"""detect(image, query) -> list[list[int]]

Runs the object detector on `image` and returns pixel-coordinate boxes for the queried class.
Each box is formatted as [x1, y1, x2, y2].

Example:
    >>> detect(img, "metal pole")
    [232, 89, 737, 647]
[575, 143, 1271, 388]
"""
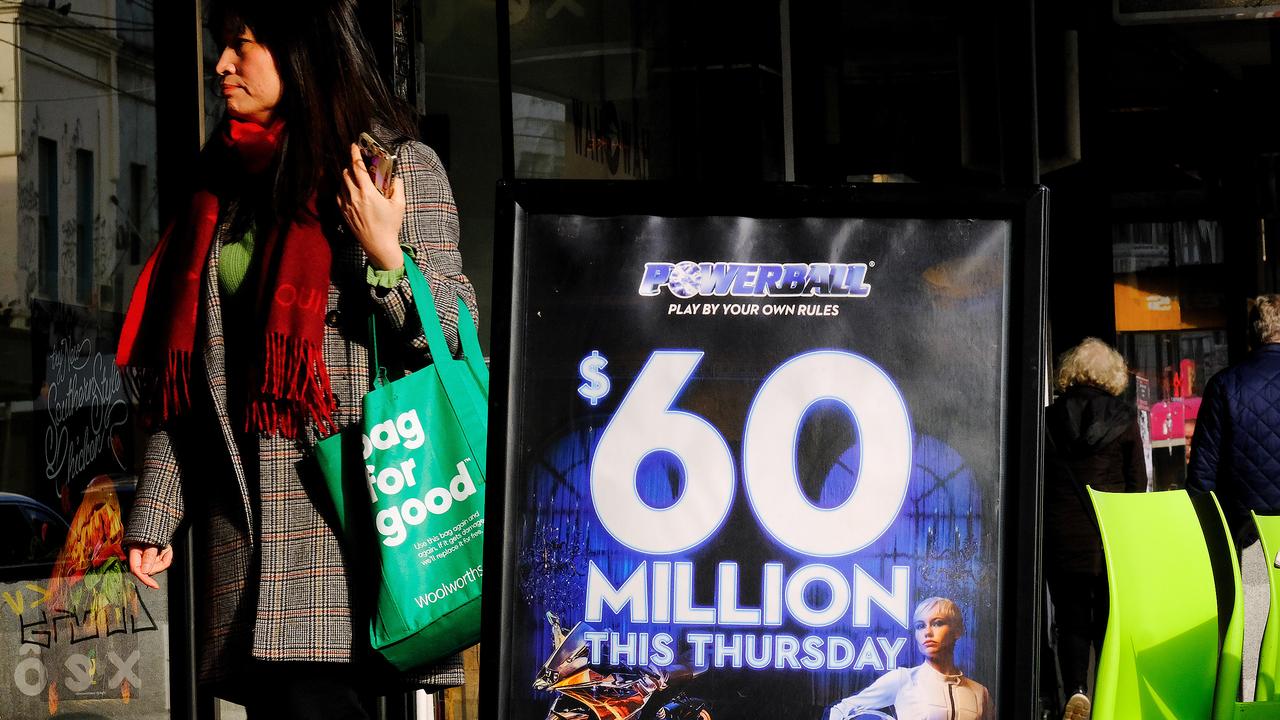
[152, 1, 206, 717]
[779, 0, 795, 182]
[497, 0, 514, 179]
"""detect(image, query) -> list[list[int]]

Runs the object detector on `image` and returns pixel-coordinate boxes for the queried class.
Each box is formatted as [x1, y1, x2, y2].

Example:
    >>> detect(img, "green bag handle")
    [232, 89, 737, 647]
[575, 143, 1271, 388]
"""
[367, 252, 487, 390]
[401, 251, 489, 480]
[399, 252, 487, 385]
[456, 296, 487, 385]
[369, 312, 388, 389]
[357, 252, 488, 483]
[320, 253, 487, 539]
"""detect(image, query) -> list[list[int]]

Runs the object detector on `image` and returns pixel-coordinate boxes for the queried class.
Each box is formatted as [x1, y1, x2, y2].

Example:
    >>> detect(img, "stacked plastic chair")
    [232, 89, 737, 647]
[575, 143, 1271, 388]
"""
[1088, 489, 1280, 719]
[1088, 489, 1236, 719]
[1251, 512, 1280, 706]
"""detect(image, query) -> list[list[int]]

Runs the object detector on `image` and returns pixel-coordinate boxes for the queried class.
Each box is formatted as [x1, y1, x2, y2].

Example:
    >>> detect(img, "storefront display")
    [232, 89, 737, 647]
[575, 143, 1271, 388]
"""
[1113, 219, 1230, 489]
[482, 184, 1046, 718]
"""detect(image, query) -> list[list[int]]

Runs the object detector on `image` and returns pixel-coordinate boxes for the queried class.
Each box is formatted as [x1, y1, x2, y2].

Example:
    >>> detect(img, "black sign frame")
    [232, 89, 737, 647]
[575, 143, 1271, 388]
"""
[480, 181, 1048, 719]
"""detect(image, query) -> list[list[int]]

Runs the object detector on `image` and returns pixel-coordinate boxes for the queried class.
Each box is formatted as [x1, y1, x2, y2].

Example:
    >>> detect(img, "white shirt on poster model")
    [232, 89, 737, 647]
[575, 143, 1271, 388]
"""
[826, 596, 994, 720]
[827, 662, 994, 720]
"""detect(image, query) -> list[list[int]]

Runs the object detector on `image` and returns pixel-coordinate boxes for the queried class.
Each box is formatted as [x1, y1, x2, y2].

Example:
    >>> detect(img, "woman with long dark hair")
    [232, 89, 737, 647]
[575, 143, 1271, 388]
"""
[117, 1, 476, 715]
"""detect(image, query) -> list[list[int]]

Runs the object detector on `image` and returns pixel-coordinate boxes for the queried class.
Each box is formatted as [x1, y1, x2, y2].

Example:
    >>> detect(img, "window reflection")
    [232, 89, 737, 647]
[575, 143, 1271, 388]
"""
[0, 1, 168, 717]
[508, 0, 782, 181]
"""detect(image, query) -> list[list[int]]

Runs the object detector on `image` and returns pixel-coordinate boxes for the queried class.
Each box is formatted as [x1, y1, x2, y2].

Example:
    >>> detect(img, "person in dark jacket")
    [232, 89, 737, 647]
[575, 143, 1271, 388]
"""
[1187, 294, 1280, 701]
[1044, 337, 1147, 720]
[1188, 294, 1280, 542]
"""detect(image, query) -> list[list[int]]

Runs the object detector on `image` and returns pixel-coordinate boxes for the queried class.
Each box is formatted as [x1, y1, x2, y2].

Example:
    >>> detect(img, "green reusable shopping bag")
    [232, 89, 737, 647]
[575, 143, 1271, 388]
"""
[315, 253, 487, 671]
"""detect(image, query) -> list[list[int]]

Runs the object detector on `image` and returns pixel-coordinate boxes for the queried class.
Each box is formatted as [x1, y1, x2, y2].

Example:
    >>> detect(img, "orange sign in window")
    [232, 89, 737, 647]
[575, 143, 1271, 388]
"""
[1114, 276, 1189, 331]
[1114, 272, 1226, 331]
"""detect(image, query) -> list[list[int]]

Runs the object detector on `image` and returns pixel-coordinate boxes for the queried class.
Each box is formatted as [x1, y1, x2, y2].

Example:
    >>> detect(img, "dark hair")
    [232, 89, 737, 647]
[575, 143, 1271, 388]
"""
[206, 0, 416, 223]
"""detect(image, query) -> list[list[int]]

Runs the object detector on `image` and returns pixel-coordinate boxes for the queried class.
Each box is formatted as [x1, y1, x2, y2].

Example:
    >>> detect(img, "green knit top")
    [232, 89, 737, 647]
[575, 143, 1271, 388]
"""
[218, 225, 256, 296]
[217, 224, 409, 296]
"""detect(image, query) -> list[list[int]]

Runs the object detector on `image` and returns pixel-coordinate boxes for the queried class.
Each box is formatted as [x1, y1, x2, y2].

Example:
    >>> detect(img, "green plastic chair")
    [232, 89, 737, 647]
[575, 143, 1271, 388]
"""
[1203, 507, 1274, 712]
[1089, 489, 1240, 719]
[1219, 511, 1280, 718]
[1251, 512, 1280, 702]
[1205, 494, 1244, 720]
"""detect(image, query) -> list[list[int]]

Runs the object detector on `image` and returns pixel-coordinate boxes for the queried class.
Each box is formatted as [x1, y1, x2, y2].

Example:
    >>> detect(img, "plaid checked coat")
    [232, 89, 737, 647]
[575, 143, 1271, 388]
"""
[123, 140, 475, 691]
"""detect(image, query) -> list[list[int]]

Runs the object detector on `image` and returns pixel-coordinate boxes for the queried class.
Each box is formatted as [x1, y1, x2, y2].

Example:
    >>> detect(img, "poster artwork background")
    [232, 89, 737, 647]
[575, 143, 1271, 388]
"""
[507, 213, 1012, 718]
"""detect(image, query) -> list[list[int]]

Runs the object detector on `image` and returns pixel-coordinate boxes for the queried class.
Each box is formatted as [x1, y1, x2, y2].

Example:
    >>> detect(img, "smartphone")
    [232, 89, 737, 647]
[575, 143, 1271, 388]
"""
[358, 132, 397, 198]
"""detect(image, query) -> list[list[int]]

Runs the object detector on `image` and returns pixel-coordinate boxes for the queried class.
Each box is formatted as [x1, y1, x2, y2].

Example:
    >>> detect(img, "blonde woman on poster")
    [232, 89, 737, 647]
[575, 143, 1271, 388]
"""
[827, 597, 994, 720]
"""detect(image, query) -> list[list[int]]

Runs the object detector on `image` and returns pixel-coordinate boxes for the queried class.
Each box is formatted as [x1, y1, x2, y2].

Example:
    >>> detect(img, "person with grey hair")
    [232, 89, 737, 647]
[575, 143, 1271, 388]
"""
[825, 597, 994, 720]
[1044, 337, 1146, 720]
[1188, 294, 1280, 701]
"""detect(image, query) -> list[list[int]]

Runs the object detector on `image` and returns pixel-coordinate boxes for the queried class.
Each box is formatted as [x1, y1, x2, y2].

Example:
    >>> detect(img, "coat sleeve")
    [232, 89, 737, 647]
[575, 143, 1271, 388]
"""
[1187, 373, 1226, 495]
[368, 140, 479, 362]
[1188, 372, 1253, 540]
[123, 428, 186, 548]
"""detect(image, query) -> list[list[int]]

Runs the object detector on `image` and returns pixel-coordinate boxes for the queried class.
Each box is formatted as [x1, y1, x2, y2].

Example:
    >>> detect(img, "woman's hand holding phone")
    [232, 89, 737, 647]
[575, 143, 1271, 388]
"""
[357, 132, 397, 198]
[340, 141, 406, 271]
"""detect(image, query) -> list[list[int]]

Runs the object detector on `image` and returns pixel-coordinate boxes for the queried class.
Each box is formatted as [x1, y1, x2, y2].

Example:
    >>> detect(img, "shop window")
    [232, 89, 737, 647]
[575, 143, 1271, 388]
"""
[76, 149, 94, 304]
[415, 0, 502, 355]
[507, 0, 783, 181]
[787, 4, 1015, 186]
[38, 137, 58, 300]
[1114, 218, 1228, 490]
[129, 162, 146, 265]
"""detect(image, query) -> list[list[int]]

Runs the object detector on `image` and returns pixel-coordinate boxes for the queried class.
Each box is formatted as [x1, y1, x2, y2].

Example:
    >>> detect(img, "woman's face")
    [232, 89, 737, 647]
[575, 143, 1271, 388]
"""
[914, 608, 958, 659]
[215, 26, 283, 124]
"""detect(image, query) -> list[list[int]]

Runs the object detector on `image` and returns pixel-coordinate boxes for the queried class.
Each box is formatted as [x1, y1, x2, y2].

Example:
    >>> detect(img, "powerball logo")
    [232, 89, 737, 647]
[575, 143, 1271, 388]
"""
[639, 261, 872, 298]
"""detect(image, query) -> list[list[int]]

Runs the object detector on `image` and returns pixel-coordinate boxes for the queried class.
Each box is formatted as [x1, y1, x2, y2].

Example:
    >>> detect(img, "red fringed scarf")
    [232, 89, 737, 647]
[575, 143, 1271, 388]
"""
[118, 118, 336, 438]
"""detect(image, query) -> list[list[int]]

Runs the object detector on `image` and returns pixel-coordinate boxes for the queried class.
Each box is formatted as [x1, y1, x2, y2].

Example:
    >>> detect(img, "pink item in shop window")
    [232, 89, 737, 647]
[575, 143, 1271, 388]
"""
[1183, 396, 1202, 421]
[1150, 399, 1186, 442]
[1183, 395, 1203, 455]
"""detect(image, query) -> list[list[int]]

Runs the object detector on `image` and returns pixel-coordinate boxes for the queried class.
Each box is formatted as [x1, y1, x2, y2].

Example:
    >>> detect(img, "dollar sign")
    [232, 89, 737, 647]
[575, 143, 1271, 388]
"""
[577, 351, 611, 406]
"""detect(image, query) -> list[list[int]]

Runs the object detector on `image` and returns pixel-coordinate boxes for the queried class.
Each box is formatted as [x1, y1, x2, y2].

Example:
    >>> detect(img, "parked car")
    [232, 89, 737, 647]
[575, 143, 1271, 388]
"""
[0, 491, 70, 582]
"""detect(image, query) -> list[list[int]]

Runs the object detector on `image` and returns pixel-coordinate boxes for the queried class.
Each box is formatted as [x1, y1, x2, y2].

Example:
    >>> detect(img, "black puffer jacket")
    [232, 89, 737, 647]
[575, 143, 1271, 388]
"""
[1044, 384, 1147, 575]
